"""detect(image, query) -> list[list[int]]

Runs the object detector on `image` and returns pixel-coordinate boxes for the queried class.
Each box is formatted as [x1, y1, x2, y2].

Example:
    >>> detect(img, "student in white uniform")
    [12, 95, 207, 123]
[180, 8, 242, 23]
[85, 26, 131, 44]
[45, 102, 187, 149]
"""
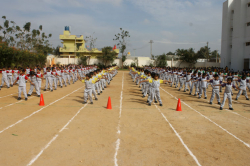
[209, 74, 222, 105]
[235, 75, 249, 101]
[0, 67, 10, 89]
[13, 69, 34, 100]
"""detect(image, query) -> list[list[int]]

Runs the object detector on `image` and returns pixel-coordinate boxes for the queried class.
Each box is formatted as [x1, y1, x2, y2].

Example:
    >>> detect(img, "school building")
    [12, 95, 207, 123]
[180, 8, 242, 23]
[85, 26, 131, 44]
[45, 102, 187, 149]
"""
[221, 0, 250, 71]
[58, 26, 119, 65]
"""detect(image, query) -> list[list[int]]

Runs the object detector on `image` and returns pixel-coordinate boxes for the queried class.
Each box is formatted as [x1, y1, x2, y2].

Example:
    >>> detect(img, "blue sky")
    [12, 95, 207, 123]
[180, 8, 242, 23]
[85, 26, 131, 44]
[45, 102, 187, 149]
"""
[0, 0, 226, 57]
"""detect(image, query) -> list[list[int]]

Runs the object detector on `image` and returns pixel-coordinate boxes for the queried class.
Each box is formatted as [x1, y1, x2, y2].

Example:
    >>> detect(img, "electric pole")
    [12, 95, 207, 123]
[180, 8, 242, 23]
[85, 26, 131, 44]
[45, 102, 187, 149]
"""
[149, 40, 153, 58]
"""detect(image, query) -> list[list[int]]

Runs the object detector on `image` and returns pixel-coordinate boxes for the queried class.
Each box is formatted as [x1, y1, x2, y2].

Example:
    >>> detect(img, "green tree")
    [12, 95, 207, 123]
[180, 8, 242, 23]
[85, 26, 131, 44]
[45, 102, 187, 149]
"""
[113, 28, 130, 69]
[85, 33, 97, 65]
[210, 50, 220, 58]
[196, 46, 211, 59]
[96, 46, 117, 66]
[155, 53, 167, 67]
[166, 51, 175, 55]
[176, 48, 198, 67]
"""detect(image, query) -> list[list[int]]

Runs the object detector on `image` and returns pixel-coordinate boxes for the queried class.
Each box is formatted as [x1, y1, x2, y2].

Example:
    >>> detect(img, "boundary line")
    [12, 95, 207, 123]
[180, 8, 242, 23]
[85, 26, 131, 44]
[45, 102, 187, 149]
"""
[154, 104, 202, 166]
[160, 87, 250, 148]
[114, 72, 124, 166]
[0, 87, 83, 134]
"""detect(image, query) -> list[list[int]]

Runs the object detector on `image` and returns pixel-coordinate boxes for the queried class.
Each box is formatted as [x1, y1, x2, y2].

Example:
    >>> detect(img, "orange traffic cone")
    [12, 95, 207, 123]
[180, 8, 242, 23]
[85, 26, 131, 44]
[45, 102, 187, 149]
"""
[176, 98, 182, 111]
[107, 96, 112, 109]
[39, 94, 45, 106]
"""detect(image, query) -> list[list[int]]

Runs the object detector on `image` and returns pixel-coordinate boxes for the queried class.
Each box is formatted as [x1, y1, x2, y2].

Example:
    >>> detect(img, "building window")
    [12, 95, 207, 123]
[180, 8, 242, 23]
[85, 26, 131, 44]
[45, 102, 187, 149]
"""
[247, 22, 250, 26]
[69, 52, 73, 54]
[246, 42, 250, 46]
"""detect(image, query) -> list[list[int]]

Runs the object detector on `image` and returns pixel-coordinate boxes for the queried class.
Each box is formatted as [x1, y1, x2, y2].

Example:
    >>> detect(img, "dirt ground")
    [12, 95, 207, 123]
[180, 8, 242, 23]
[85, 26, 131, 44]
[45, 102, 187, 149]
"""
[0, 71, 249, 166]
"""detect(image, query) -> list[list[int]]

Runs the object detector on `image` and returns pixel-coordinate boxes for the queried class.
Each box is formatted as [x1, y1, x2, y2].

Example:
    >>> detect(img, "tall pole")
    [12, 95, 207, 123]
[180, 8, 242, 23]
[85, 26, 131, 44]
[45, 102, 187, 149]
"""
[149, 40, 153, 58]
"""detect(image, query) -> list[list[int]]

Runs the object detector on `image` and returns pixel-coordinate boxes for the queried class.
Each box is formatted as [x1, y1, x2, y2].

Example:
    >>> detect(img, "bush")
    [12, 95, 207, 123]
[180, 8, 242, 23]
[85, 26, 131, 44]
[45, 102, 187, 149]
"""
[130, 62, 136, 67]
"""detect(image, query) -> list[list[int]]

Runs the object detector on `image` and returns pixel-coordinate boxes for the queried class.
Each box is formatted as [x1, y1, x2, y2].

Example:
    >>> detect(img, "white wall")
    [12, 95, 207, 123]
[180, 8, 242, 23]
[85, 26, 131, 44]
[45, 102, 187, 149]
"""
[221, 0, 250, 71]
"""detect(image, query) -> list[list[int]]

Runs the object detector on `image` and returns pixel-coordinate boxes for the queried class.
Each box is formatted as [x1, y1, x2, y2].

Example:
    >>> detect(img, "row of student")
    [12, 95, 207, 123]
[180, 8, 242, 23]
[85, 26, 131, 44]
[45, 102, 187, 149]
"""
[130, 67, 250, 111]
[0, 65, 99, 89]
[6, 66, 118, 101]
[78, 66, 118, 104]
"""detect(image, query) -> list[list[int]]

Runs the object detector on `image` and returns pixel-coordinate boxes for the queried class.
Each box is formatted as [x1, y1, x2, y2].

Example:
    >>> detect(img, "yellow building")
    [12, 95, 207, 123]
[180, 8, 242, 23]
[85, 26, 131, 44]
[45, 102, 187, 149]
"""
[59, 26, 119, 59]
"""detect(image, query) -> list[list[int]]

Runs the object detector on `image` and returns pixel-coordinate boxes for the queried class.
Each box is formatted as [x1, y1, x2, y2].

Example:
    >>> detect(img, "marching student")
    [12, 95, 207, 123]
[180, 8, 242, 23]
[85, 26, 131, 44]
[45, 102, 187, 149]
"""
[51, 68, 59, 90]
[56, 67, 63, 88]
[209, 74, 222, 105]
[188, 71, 198, 95]
[69, 67, 75, 84]
[0, 67, 10, 89]
[235, 75, 249, 101]
[26, 66, 31, 75]
[78, 74, 96, 104]
[27, 71, 40, 97]
[184, 70, 192, 92]
[214, 78, 235, 110]
[193, 73, 209, 99]
[140, 73, 172, 106]
[7, 66, 14, 87]
[89, 72, 98, 101]
[13, 66, 20, 85]
[13, 69, 34, 100]
[44, 67, 53, 92]
[36, 68, 43, 90]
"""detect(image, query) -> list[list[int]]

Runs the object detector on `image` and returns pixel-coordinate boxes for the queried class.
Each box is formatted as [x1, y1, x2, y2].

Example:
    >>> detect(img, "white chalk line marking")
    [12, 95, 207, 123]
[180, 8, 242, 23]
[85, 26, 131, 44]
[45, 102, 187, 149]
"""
[0, 93, 17, 99]
[26, 101, 88, 165]
[154, 104, 202, 166]
[160, 87, 250, 148]
[114, 72, 124, 166]
[0, 87, 83, 134]
[200, 98, 250, 121]
[0, 91, 49, 110]
[27, 134, 59, 166]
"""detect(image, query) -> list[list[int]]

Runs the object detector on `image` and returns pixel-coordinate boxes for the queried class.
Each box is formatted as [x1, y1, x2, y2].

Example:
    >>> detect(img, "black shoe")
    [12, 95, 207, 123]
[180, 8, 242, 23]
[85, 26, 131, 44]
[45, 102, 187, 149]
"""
[209, 102, 212, 104]
[95, 98, 98, 100]
[154, 101, 158, 103]
[178, 89, 180, 91]
[90, 102, 93, 104]
[7, 87, 10, 88]
[220, 107, 223, 110]
[187, 89, 189, 91]
[218, 102, 221, 105]
[184, 90, 186, 92]
[17, 97, 21, 100]
[61, 86, 63, 88]
[247, 98, 249, 100]
[235, 98, 238, 100]
[27, 94, 31, 96]
[232, 94, 233, 96]
[160, 104, 163, 106]
[25, 98, 28, 101]
[51, 90, 53, 92]
[149, 103, 151, 106]
[205, 97, 207, 99]
[98, 93, 100, 95]
[147, 100, 149, 103]
[229, 108, 234, 110]
[11, 85, 13, 87]
[142, 96, 145, 98]
[44, 89, 46, 91]
[101, 91, 102, 93]
[102, 88, 104, 90]
[83, 102, 87, 104]
[198, 97, 201, 99]
[194, 94, 197, 96]
[65, 85, 67, 87]
[55, 89, 57, 90]
[38, 95, 40, 97]
[189, 93, 191, 95]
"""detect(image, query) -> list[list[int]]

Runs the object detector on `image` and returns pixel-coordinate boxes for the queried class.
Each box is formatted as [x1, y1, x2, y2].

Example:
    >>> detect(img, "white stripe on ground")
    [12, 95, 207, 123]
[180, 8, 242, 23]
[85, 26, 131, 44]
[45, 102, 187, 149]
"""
[0, 92, 49, 110]
[160, 87, 250, 148]
[154, 104, 202, 166]
[0, 87, 83, 134]
[0, 93, 17, 99]
[27, 104, 88, 166]
[114, 72, 124, 166]
[201, 98, 250, 121]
